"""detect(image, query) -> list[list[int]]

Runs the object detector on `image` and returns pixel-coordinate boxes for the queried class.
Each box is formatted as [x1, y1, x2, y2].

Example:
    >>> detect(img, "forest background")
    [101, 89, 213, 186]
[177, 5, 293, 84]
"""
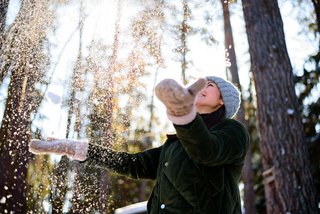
[0, 0, 319, 213]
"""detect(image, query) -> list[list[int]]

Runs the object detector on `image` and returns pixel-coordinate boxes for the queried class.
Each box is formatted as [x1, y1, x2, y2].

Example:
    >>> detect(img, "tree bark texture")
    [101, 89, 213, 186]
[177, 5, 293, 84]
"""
[311, 0, 320, 206]
[0, 44, 45, 212]
[0, 0, 9, 39]
[0, 0, 50, 212]
[0, 69, 32, 213]
[241, 0, 318, 213]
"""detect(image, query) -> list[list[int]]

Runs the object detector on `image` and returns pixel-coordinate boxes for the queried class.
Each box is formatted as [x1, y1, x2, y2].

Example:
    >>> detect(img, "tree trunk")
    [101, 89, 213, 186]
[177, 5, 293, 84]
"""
[220, 1, 256, 213]
[241, 0, 318, 213]
[0, 0, 50, 212]
[69, 2, 101, 211]
[242, 142, 256, 213]
[309, 0, 320, 206]
[51, 156, 70, 213]
[221, 0, 240, 87]
[99, 0, 122, 212]
[312, 0, 320, 44]
[0, 69, 32, 213]
[0, 0, 9, 47]
[311, 0, 320, 205]
[181, 0, 189, 85]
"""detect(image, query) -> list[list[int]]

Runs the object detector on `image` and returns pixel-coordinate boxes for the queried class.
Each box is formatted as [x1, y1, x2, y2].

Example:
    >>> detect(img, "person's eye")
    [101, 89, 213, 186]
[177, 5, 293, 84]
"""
[207, 83, 215, 87]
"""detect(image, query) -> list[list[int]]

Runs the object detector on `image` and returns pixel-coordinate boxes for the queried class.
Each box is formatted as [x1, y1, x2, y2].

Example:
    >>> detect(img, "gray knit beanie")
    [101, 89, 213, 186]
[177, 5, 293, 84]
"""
[206, 76, 241, 118]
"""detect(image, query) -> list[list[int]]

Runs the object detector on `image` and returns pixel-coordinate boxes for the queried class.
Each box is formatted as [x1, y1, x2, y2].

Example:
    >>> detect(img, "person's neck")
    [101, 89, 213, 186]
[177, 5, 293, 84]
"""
[200, 107, 226, 129]
[197, 105, 222, 114]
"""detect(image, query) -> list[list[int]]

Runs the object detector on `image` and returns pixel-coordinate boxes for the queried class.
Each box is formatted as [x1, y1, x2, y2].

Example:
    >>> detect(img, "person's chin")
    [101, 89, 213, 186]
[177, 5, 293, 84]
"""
[195, 103, 205, 112]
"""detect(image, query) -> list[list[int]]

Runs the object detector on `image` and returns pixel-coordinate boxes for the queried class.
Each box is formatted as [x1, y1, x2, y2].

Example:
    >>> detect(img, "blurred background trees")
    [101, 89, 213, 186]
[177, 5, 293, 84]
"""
[0, 0, 318, 213]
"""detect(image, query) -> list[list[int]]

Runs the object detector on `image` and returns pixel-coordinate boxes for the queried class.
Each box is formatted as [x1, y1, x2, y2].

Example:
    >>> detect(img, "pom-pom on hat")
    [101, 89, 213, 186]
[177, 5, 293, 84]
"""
[206, 76, 241, 118]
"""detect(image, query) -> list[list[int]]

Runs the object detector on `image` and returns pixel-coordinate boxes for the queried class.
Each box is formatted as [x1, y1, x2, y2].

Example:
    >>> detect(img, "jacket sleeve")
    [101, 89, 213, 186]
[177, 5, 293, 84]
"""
[83, 143, 161, 180]
[174, 115, 248, 166]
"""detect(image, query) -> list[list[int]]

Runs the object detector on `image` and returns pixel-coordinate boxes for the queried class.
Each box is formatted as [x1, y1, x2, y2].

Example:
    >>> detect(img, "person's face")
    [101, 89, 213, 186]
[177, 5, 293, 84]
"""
[195, 81, 224, 114]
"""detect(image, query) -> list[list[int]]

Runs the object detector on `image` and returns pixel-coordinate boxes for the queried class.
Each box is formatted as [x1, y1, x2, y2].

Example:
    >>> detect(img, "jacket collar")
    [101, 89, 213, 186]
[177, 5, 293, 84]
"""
[166, 134, 179, 141]
[200, 106, 226, 129]
[166, 107, 226, 140]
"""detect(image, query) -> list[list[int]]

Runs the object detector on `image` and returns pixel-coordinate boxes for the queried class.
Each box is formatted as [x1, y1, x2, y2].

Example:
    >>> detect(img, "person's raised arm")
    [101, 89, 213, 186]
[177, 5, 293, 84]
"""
[29, 138, 161, 180]
[174, 117, 248, 166]
[155, 78, 248, 166]
[29, 138, 88, 161]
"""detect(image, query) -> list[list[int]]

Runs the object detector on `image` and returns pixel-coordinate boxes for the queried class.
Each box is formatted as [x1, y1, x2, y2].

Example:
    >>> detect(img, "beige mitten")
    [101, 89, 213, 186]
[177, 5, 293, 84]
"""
[29, 138, 89, 161]
[155, 78, 206, 125]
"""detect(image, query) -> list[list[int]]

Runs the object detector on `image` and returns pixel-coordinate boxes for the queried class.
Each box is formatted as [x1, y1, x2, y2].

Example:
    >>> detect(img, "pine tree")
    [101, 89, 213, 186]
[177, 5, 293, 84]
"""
[241, 0, 317, 212]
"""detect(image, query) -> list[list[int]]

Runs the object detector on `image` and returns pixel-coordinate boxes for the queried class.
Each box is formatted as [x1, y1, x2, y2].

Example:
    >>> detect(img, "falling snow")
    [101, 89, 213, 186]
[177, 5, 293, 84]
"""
[287, 108, 295, 115]
[3, 0, 310, 213]
[0, 0, 172, 212]
[0, 197, 6, 204]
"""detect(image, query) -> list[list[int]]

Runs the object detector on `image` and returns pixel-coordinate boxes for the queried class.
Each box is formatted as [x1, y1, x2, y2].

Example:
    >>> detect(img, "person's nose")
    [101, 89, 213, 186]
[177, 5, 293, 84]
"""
[202, 85, 209, 93]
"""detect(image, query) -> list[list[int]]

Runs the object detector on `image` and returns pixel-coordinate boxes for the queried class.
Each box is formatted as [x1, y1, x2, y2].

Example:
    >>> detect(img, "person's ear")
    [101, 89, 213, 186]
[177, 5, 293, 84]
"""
[220, 99, 224, 106]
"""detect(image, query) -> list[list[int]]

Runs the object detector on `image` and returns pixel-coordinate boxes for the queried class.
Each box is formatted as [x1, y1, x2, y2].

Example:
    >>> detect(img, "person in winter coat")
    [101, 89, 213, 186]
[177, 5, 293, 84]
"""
[29, 76, 249, 214]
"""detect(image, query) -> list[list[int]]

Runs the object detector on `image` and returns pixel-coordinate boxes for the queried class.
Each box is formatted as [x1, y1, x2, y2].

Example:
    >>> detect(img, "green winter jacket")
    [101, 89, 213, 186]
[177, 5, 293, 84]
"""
[85, 114, 249, 214]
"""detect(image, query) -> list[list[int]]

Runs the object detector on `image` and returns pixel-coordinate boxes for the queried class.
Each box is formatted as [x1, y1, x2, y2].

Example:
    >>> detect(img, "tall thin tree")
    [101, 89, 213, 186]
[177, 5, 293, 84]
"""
[181, 0, 190, 85]
[50, 2, 86, 213]
[220, 1, 255, 213]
